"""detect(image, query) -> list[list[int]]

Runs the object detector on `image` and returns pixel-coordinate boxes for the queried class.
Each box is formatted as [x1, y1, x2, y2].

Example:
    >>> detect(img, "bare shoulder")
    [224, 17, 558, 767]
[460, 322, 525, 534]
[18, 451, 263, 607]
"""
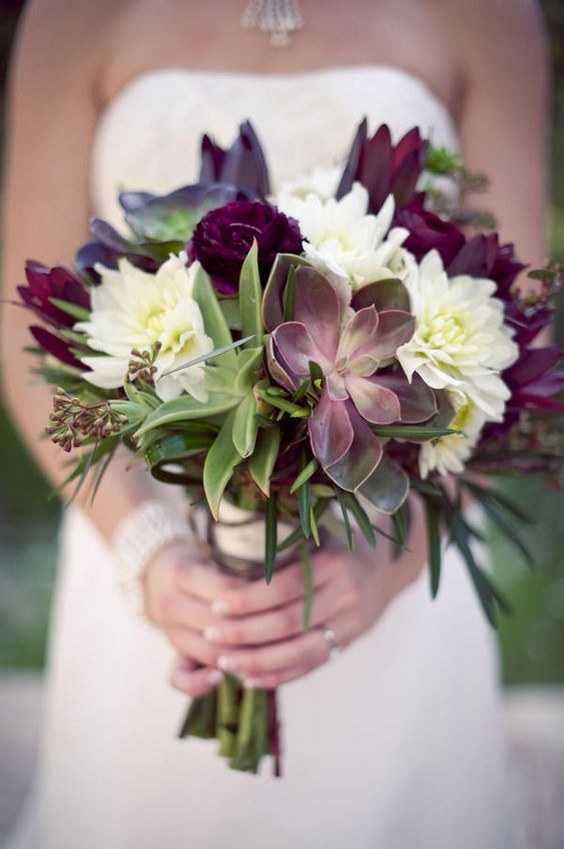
[440, 0, 548, 76]
[11, 0, 127, 89]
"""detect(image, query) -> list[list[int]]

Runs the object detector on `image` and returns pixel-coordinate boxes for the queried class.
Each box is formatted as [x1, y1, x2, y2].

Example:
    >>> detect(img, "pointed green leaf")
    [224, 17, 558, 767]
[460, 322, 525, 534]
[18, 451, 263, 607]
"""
[290, 458, 319, 494]
[203, 410, 243, 519]
[49, 297, 90, 321]
[424, 497, 442, 598]
[231, 394, 259, 458]
[192, 265, 237, 366]
[264, 494, 278, 584]
[277, 498, 329, 553]
[249, 427, 281, 496]
[297, 474, 312, 539]
[334, 488, 354, 551]
[342, 491, 377, 548]
[371, 425, 458, 440]
[464, 481, 533, 525]
[239, 241, 264, 348]
[135, 391, 239, 435]
[235, 347, 264, 394]
[162, 335, 255, 377]
[283, 265, 297, 321]
[301, 541, 314, 628]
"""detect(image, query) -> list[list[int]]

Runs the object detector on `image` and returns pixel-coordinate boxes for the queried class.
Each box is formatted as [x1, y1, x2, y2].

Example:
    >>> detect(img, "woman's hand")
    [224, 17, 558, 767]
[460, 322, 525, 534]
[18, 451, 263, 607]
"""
[143, 541, 247, 697]
[168, 516, 426, 696]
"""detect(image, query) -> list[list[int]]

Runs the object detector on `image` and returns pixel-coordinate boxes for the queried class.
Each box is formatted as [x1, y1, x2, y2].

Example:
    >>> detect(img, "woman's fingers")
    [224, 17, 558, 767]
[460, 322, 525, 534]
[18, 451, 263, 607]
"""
[236, 608, 360, 689]
[204, 575, 358, 646]
[172, 557, 245, 602]
[210, 551, 341, 617]
[169, 656, 224, 697]
[165, 624, 233, 668]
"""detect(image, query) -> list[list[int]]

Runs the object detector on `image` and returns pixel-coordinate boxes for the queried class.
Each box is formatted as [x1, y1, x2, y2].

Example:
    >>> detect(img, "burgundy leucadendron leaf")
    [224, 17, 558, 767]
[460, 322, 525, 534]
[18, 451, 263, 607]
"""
[337, 119, 429, 213]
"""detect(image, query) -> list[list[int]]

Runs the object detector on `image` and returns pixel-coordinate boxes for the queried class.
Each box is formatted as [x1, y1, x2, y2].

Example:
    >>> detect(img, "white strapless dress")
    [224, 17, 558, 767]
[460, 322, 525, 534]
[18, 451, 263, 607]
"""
[9, 66, 515, 849]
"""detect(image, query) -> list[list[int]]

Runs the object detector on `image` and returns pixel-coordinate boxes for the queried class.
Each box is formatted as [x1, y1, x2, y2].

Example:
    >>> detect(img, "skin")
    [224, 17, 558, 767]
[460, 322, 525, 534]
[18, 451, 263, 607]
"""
[1, 0, 549, 697]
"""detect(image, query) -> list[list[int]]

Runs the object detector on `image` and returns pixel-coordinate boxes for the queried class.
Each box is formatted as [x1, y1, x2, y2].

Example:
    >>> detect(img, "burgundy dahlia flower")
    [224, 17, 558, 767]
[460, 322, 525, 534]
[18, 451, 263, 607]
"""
[189, 200, 303, 294]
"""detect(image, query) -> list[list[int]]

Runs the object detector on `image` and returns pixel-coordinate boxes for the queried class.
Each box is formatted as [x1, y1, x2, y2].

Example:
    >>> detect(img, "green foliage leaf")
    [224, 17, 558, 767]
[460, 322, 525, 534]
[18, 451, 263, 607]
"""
[231, 394, 259, 458]
[283, 265, 297, 321]
[258, 388, 309, 416]
[264, 494, 278, 584]
[334, 488, 354, 551]
[276, 499, 329, 553]
[234, 347, 264, 394]
[248, 427, 281, 496]
[145, 429, 215, 474]
[192, 265, 237, 366]
[424, 497, 442, 598]
[301, 541, 314, 628]
[290, 458, 319, 494]
[465, 482, 534, 568]
[239, 241, 264, 348]
[371, 425, 458, 440]
[203, 410, 243, 519]
[335, 489, 376, 548]
[135, 392, 239, 435]
[442, 500, 510, 627]
[48, 297, 90, 321]
[162, 335, 256, 377]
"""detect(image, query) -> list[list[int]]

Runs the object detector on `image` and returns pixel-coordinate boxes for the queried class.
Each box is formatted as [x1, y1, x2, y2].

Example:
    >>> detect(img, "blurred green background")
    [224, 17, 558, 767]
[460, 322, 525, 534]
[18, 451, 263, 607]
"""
[0, 1, 563, 681]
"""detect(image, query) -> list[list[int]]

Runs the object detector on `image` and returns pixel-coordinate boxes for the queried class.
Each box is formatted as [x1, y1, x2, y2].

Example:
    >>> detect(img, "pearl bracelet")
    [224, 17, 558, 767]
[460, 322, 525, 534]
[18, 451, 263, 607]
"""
[112, 499, 192, 617]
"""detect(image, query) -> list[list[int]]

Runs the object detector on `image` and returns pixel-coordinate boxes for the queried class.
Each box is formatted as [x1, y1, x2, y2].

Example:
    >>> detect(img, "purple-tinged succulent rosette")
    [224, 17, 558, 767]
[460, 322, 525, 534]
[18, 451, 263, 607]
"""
[189, 200, 303, 294]
[266, 267, 437, 509]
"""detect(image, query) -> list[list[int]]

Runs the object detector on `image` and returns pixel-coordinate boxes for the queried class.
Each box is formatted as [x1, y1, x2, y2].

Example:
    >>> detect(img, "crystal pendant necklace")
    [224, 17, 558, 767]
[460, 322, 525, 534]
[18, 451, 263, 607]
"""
[241, 0, 305, 47]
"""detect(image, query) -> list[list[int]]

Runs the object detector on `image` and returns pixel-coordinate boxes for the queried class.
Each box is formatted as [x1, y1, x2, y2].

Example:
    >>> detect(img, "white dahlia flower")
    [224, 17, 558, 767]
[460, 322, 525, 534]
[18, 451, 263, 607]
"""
[276, 183, 409, 301]
[397, 250, 518, 421]
[419, 395, 486, 478]
[276, 166, 341, 202]
[76, 253, 213, 402]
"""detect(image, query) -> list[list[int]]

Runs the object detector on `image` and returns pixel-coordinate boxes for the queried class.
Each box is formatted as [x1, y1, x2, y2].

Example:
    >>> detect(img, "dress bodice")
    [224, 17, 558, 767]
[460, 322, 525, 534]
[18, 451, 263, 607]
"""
[91, 65, 458, 225]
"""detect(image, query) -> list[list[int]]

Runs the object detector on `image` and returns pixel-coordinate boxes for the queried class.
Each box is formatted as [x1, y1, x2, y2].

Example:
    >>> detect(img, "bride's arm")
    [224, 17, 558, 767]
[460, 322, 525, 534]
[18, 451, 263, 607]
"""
[0, 0, 147, 537]
[453, 0, 549, 267]
[1, 0, 244, 695]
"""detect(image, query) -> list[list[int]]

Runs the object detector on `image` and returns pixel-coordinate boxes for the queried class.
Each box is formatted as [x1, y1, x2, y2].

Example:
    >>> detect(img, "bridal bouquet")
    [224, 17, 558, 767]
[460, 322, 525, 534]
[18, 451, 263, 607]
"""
[18, 119, 563, 774]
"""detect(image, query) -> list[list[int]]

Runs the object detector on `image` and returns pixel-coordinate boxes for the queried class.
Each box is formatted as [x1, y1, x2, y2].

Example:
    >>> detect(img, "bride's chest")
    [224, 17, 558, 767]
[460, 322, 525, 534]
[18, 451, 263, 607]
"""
[98, 0, 460, 116]
[90, 66, 459, 229]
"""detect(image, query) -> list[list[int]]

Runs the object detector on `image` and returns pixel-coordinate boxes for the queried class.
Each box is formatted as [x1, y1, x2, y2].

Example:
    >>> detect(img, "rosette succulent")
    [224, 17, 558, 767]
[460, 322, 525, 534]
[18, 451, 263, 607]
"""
[267, 268, 436, 494]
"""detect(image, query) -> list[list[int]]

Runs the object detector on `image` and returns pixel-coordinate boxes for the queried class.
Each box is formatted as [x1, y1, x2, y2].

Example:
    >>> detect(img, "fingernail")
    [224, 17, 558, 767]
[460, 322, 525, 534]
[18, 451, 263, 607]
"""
[217, 655, 238, 672]
[244, 678, 262, 689]
[212, 600, 231, 615]
[204, 627, 223, 642]
[207, 669, 224, 686]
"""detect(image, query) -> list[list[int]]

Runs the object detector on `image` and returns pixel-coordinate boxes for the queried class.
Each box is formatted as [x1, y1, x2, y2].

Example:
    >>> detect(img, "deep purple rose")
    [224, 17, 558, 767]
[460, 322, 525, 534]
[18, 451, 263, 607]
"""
[189, 200, 303, 294]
